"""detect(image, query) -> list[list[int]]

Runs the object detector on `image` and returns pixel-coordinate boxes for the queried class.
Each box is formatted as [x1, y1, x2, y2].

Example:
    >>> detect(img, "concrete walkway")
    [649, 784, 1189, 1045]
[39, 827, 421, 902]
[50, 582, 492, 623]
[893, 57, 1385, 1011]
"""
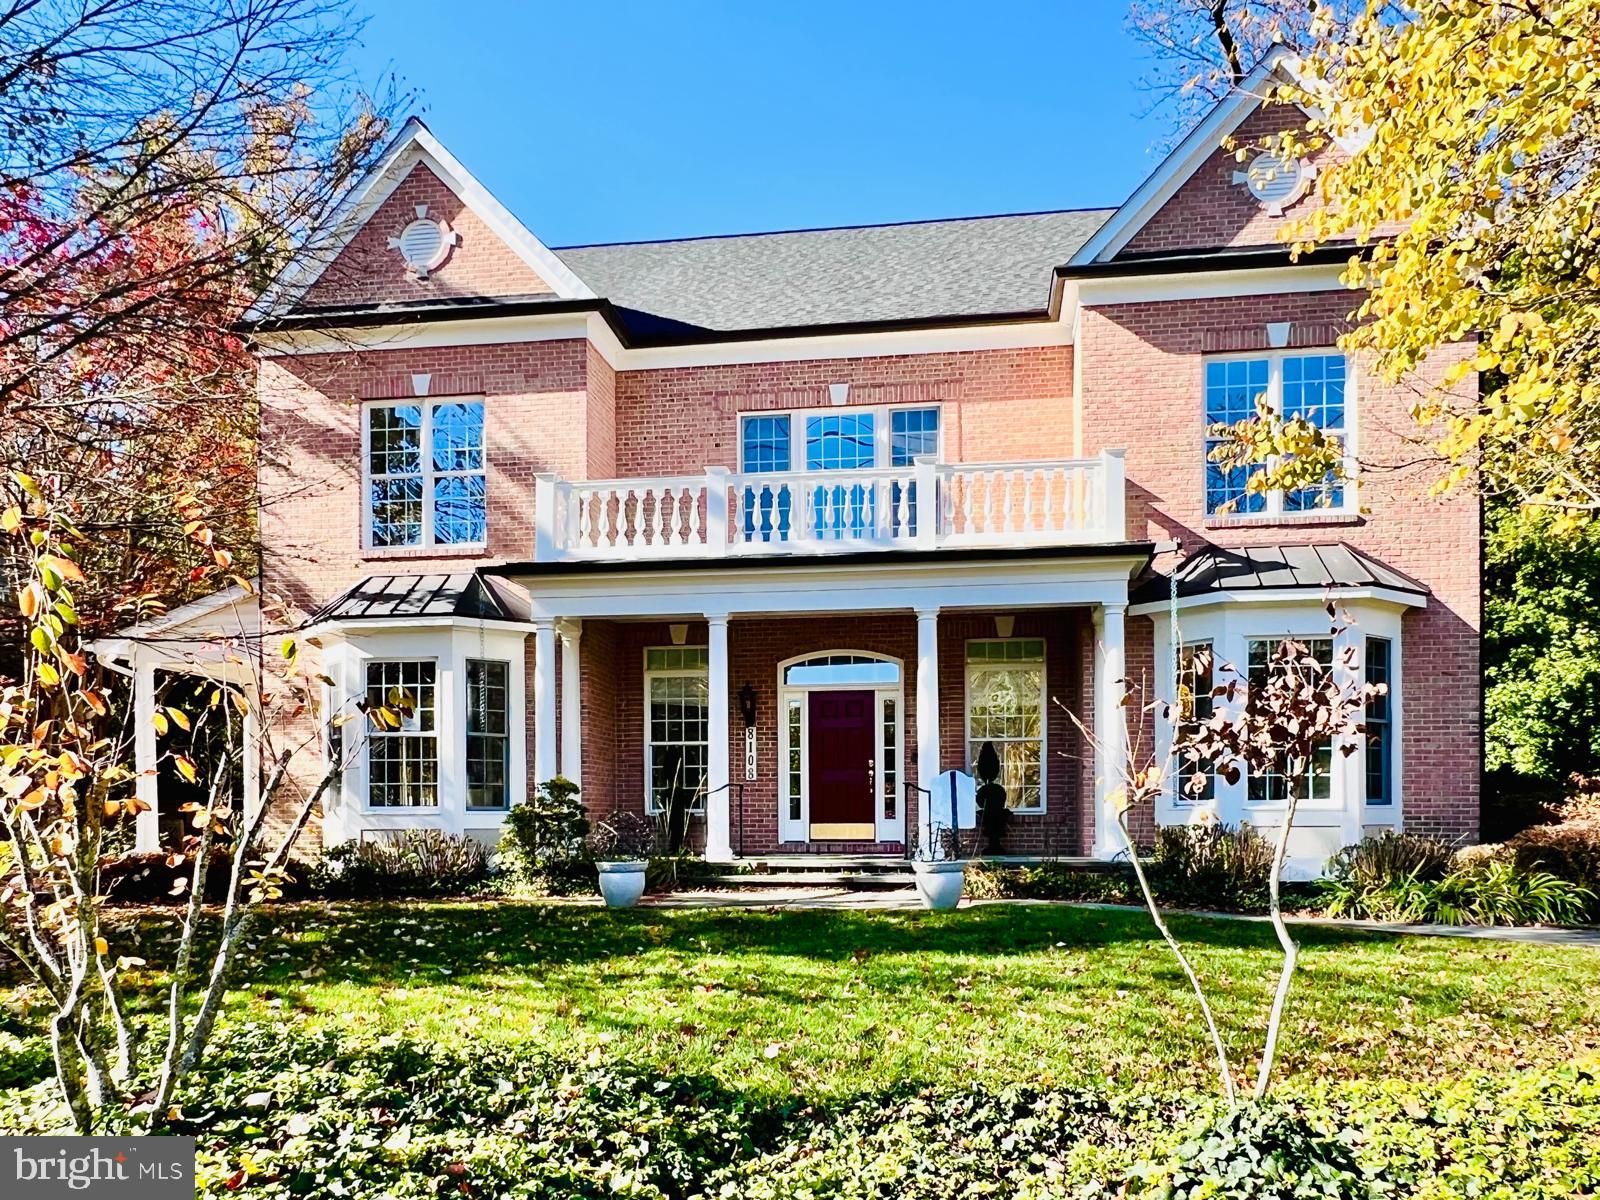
[641, 888, 1600, 947]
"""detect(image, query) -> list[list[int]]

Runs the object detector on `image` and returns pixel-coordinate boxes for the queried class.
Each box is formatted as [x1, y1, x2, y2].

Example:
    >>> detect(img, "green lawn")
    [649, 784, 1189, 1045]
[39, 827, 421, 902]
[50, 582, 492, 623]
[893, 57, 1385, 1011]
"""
[14, 899, 1590, 1105]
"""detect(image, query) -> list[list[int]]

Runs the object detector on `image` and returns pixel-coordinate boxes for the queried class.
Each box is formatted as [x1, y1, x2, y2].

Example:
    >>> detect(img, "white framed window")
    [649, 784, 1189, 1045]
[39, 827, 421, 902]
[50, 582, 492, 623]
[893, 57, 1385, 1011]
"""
[364, 398, 487, 548]
[1245, 637, 1334, 804]
[738, 403, 942, 473]
[1175, 641, 1215, 804]
[465, 659, 510, 811]
[1203, 351, 1351, 517]
[644, 646, 709, 814]
[365, 660, 438, 808]
[1364, 637, 1394, 808]
[965, 639, 1046, 812]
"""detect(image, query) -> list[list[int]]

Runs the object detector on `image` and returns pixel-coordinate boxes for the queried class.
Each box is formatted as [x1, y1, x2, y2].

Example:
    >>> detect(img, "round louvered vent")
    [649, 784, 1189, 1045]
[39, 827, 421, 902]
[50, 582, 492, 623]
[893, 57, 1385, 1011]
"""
[1241, 152, 1308, 212]
[397, 218, 448, 273]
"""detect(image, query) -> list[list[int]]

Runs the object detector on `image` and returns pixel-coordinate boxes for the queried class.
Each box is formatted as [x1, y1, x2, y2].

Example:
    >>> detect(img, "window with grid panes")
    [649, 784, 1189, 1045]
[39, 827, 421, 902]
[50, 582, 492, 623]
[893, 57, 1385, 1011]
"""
[365, 660, 437, 807]
[1245, 638, 1334, 803]
[965, 639, 1046, 811]
[465, 659, 509, 810]
[645, 647, 709, 814]
[366, 399, 486, 547]
[1204, 353, 1347, 516]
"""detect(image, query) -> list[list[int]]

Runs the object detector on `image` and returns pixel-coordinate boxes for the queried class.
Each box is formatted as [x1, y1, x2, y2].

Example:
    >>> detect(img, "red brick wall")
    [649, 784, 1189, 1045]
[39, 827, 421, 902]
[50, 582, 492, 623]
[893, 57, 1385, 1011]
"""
[301, 162, 554, 308]
[583, 612, 1092, 856]
[258, 340, 590, 618]
[1123, 103, 1338, 256]
[1077, 290, 1480, 840]
[611, 346, 1075, 476]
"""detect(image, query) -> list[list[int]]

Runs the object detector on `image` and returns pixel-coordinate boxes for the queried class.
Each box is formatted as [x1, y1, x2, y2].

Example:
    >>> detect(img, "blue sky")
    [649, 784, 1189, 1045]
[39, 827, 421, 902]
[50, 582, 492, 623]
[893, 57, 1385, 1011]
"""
[350, 1, 1169, 248]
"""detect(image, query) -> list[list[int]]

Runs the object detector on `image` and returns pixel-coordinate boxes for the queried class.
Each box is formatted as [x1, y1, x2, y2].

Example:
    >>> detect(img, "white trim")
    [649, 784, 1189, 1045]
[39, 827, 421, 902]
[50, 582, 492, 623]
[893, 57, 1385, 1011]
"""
[361, 395, 488, 552]
[1202, 347, 1358, 519]
[253, 309, 1073, 369]
[1148, 596, 1405, 876]
[246, 118, 593, 320]
[318, 621, 529, 845]
[1129, 585, 1427, 618]
[1072, 263, 1349, 308]
[504, 553, 1146, 622]
[738, 402, 944, 472]
[1070, 47, 1308, 265]
[776, 650, 906, 846]
[963, 638, 1048, 814]
[642, 644, 711, 816]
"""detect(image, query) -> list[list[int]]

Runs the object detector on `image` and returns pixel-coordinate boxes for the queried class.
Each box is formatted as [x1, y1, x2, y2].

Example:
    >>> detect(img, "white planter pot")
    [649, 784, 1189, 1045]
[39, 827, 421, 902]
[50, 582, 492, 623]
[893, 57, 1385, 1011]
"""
[596, 860, 648, 908]
[912, 860, 967, 910]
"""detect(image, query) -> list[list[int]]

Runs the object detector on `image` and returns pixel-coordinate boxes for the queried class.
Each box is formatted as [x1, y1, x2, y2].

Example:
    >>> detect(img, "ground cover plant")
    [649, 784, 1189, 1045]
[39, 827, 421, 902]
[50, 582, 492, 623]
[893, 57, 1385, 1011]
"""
[1, 903, 1597, 1196]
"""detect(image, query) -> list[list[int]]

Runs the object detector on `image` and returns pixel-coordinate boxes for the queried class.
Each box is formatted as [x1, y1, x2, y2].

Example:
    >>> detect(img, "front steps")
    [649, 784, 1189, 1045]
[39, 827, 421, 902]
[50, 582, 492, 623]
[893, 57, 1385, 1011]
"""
[699, 854, 914, 891]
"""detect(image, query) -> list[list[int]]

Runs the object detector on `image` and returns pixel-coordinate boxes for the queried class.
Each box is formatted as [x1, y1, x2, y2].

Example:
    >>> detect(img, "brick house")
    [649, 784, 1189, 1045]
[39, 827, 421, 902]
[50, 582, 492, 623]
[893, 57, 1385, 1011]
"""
[103, 53, 1479, 876]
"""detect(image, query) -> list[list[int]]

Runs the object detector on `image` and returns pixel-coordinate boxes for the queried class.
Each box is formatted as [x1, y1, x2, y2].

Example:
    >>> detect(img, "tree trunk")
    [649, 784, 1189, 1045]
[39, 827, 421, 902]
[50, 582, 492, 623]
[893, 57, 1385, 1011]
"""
[1254, 778, 1302, 1099]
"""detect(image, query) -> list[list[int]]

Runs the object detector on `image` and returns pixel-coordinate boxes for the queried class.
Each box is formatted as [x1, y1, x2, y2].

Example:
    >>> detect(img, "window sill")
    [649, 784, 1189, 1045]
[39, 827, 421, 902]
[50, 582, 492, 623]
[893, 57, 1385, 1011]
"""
[1204, 512, 1363, 531]
[362, 543, 490, 562]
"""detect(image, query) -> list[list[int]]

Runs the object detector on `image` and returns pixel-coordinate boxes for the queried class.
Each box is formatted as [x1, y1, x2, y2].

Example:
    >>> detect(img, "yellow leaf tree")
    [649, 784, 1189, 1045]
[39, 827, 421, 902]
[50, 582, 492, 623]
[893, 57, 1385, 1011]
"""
[1212, 0, 1600, 526]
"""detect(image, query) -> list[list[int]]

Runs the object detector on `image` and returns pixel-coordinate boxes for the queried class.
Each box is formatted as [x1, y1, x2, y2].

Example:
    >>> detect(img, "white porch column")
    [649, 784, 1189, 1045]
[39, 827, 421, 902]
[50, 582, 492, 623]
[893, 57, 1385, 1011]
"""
[133, 657, 160, 853]
[532, 618, 558, 785]
[558, 620, 583, 789]
[705, 613, 733, 862]
[1092, 602, 1129, 858]
[915, 607, 940, 853]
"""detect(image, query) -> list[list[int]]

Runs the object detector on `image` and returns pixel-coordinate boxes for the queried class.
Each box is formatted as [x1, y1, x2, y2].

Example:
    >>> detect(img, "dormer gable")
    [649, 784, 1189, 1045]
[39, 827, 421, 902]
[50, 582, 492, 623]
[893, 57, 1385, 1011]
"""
[246, 118, 593, 320]
[1070, 48, 1351, 266]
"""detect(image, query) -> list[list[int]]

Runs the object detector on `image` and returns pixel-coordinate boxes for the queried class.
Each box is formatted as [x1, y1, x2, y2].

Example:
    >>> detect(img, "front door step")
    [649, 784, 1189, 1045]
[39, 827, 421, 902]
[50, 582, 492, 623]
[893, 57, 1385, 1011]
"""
[697, 870, 915, 891]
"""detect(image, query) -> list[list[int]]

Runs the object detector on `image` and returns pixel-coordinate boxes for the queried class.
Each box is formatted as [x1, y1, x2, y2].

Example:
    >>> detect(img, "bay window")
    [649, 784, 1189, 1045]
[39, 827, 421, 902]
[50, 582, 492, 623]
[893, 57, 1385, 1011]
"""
[1245, 638, 1333, 804]
[465, 659, 509, 811]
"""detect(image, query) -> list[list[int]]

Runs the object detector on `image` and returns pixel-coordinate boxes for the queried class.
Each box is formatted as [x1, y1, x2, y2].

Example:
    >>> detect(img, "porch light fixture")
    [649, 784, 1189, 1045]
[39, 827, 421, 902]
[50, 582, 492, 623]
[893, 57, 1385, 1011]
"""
[737, 682, 758, 729]
[669, 623, 688, 646]
[994, 615, 1015, 639]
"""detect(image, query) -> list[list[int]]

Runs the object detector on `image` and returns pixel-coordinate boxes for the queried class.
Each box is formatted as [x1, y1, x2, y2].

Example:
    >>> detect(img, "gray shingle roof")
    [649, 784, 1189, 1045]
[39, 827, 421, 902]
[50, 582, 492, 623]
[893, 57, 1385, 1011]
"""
[554, 208, 1113, 338]
[1135, 543, 1429, 604]
[308, 574, 529, 625]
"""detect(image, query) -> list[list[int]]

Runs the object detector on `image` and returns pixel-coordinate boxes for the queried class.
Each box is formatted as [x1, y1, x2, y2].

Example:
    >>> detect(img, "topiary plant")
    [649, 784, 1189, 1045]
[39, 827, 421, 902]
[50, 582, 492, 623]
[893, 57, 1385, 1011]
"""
[975, 740, 1009, 855]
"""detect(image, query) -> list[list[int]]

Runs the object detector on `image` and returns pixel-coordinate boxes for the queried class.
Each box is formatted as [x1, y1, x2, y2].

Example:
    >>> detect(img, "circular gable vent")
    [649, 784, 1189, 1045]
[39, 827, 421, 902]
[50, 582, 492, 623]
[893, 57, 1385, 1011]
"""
[1237, 152, 1312, 215]
[397, 218, 448, 274]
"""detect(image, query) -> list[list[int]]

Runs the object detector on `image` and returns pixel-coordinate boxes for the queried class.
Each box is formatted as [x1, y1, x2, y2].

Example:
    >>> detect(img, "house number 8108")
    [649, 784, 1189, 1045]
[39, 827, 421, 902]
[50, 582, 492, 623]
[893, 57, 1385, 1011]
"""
[744, 726, 757, 780]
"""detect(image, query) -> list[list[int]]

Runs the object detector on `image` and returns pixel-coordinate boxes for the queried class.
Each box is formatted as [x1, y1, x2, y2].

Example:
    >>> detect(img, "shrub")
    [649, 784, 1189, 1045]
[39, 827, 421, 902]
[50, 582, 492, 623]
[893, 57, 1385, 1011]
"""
[310, 830, 493, 899]
[589, 811, 657, 861]
[1131, 1101, 1368, 1200]
[1506, 800, 1600, 920]
[1325, 831, 1456, 890]
[1147, 822, 1275, 911]
[964, 860, 1140, 903]
[497, 776, 594, 895]
[98, 850, 236, 904]
[1321, 850, 1593, 926]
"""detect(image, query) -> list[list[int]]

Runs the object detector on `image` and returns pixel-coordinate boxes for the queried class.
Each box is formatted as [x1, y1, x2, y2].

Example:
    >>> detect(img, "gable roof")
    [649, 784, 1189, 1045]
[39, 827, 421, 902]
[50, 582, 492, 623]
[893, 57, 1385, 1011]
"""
[551, 208, 1111, 339]
[307, 574, 530, 626]
[1133, 543, 1428, 605]
[1069, 47, 1313, 267]
[245, 117, 594, 321]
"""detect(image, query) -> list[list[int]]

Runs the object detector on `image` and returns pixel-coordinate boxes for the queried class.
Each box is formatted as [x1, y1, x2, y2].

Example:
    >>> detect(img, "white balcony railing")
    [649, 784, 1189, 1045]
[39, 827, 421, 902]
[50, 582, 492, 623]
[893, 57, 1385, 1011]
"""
[533, 450, 1126, 562]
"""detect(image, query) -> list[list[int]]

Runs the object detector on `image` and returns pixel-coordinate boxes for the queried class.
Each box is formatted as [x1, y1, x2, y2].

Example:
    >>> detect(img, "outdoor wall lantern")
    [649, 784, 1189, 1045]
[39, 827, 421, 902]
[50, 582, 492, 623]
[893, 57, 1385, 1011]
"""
[737, 682, 758, 729]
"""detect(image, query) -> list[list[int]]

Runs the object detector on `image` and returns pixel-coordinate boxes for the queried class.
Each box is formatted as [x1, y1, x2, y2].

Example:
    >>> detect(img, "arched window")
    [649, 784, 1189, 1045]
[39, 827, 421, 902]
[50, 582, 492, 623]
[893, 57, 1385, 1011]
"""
[782, 652, 901, 687]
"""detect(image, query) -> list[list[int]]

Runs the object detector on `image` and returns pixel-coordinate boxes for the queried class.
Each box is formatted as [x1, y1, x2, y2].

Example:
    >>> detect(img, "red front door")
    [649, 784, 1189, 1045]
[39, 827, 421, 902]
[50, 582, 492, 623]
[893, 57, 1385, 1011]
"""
[807, 690, 876, 839]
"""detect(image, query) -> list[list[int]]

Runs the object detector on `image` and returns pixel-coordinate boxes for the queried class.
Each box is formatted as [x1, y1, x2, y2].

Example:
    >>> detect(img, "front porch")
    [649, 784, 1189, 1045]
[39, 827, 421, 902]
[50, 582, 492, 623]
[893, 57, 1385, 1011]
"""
[501, 545, 1152, 862]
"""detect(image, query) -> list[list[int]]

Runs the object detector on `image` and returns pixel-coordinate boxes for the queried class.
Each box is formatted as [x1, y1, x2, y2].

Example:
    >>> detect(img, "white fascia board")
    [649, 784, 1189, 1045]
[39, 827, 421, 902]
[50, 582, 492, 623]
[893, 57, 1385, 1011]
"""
[1128, 585, 1427, 618]
[256, 310, 1072, 371]
[301, 616, 538, 641]
[245, 119, 593, 321]
[504, 553, 1147, 621]
[254, 312, 596, 358]
[1070, 47, 1304, 266]
[1075, 261, 1351, 307]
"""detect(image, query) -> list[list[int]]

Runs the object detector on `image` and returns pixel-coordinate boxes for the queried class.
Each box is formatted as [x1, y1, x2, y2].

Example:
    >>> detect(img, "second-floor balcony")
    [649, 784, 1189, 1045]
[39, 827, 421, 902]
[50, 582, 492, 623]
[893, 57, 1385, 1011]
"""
[532, 450, 1127, 562]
